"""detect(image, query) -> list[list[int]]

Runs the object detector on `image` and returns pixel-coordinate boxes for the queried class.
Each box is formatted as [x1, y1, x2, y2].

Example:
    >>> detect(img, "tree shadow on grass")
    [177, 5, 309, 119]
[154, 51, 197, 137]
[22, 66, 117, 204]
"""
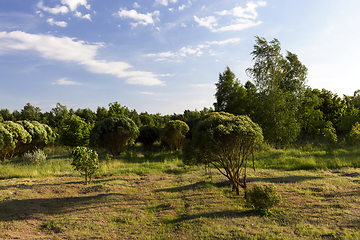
[248, 175, 323, 184]
[165, 209, 257, 224]
[0, 193, 123, 222]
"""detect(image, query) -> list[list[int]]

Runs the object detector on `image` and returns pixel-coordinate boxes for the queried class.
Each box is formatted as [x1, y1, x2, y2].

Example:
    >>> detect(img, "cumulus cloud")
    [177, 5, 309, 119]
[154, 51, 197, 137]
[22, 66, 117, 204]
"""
[146, 37, 241, 61]
[74, 11, 91, 20]
[37, 1, 69, 14]
[52, 78, 81, 85]
[114, 8, 160, 27]
[60, 0, 90, 11]
[194, 0, 266, 32]
[133, 2, 141, 8]
[46, 18, 68, 27]
[0, 31, 164, 86]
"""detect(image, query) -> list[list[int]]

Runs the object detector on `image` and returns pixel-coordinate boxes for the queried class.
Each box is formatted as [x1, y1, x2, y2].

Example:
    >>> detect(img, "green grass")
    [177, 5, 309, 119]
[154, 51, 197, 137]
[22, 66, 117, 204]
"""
[0, 145, 360, 239]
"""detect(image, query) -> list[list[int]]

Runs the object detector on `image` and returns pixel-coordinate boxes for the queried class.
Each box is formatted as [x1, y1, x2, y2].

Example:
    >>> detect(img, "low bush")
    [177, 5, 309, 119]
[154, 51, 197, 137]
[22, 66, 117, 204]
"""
[246, 183, 282, 215]
[22, 149, 47, 165]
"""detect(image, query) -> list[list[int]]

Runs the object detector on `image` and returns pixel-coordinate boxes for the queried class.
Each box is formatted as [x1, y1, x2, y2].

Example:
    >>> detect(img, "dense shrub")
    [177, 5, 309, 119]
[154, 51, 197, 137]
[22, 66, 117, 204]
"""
[90, 116, 139, 156]
[60, 115, 91, 147]
[346, 122, 360, 145]
[246, 184, 282, 215]
[137, 125, 160, 148]
[161, 120, 189, 151]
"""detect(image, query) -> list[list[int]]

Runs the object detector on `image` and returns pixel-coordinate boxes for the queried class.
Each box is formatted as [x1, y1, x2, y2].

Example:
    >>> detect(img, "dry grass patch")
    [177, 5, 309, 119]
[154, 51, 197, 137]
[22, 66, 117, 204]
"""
[0, 168, 359, 239]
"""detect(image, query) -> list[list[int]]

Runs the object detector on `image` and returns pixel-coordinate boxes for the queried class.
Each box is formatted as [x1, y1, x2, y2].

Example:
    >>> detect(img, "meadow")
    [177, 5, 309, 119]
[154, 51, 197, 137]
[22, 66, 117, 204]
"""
[0, 144, 359, 239]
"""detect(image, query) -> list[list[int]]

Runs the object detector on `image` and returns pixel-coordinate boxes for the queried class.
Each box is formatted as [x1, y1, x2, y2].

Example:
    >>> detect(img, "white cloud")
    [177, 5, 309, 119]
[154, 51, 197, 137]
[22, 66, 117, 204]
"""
[133, 2, 141, 8]
[0, 31, 164, 86]
[60, 0, 90, 11]
[179, 5, 186, 11]
[181, 23, 187, 27]
[114, 8, 160, 27]
[141, 92, 156, 95]
[194, 0, 266, 32]
[37, 1, 69, 14]
[194, 16, 217, 30]
[46, 18, 68, 27]
[146, 37, 241, 61]
[154, 0, 177, 6]
[74, 11, 91, 20]
[52, 78, 81, 85]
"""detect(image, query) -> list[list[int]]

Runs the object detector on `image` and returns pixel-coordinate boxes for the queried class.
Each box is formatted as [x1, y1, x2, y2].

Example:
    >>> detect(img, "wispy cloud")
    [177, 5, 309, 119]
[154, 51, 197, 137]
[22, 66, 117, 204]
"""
[52, 78, 81, 85]
[145, 38, 241, 61]
[0, 31, 164, 86]
[194, 1, 266, 32]
[46, 18, 68, 27]
[154, 0, 178, 6]
[114, 8, 160, 27]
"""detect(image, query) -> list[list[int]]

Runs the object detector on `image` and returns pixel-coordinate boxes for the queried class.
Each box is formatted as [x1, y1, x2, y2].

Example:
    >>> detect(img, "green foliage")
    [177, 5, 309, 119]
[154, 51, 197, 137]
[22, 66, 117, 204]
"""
[22, 149, 47, 165]
[161, 120, 189, 151]
[183, 112, 263, 195]
[322, 121, 338, 153]
[346, 122, 360, 145]
[315, 89, 347, 126]
[60, 114, 91, 147]
[337, 107, 360, 134]
[71, 146, 99, 184]
[0, 121, 31, 160]
[137, 125, 160, 148]
[246, 36, 308, 146]
[246, 184, 282, 215]
[0, 121, 55, 161]
[90, 116, 139, 156]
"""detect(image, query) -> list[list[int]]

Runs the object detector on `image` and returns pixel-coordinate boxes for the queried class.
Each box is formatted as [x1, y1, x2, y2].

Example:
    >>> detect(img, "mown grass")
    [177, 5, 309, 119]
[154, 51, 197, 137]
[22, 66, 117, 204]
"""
[0, 144, 360, 239]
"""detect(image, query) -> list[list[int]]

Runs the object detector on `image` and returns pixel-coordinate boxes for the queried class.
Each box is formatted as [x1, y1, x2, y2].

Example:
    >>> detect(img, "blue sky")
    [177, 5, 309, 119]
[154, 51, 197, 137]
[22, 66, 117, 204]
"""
[1, 0, 360, 115]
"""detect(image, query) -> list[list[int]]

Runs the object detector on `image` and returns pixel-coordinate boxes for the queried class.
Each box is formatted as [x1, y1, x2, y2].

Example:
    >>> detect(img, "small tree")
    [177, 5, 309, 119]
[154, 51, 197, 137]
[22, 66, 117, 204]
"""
[90, 116, 139, 156]
[346, 122, 360, 145]
[161, 120, 189, 151]
[71, 146, 99, 184]
[183, 112, 263, 196]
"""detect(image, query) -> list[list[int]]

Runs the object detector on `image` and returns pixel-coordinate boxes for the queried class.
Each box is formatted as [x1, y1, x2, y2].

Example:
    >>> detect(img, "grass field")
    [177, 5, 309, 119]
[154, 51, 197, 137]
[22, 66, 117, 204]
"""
[0, 145, 360, 239]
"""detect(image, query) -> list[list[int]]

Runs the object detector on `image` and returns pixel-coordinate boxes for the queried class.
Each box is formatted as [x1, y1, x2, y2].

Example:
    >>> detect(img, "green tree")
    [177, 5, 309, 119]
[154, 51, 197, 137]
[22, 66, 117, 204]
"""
[50, 103, 68, 130]
[214, 67, 248, 115]
[0, 109, 13, 121]
[75, 108, 97, 125]
[96, 106, 108, 122]
[137, 126, 160, 148]
[246, 36, 307, 146]
[183, 112, 263, 196]
[108, 101, 125, 117]
[314, 89, 347, 126]
[161, 120, 189, 151]
[0, 123, 14, 161]
[16, 120, 55, 155]
[60, 115, 91, 147]
[299, 88, 324, 138]
[71, 146, 99, 184]
[20, 103, 42, 121]
[90, 116, 139, 156]
[0, 121, 31, 160]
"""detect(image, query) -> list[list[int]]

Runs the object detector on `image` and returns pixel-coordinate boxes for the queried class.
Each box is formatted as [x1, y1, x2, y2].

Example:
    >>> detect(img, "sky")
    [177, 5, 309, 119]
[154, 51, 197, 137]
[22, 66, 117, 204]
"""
[1, 0, 360, 115]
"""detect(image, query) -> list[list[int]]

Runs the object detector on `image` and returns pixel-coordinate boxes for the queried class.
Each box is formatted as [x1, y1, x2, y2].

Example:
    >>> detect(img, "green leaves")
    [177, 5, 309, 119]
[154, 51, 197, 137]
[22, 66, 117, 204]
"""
[161, 120, 189, 151]
[71, 146, 99, 184]
[183, 112, 263, 195]
[90, 116, 139, 156]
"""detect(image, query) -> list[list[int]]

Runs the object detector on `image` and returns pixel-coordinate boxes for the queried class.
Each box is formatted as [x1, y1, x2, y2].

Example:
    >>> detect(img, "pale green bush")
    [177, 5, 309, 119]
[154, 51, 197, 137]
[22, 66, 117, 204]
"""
[23, 149, 47, 165]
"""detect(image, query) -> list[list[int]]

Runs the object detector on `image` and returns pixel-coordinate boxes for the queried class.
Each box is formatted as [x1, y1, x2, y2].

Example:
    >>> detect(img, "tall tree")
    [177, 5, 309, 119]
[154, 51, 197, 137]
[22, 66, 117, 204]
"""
[246, 36, 308, 145]
[214, 67, 248, 115]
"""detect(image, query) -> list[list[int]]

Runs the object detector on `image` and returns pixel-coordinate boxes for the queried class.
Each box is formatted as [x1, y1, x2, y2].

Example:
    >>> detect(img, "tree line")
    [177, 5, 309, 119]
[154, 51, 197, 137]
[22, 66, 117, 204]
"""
[1, 36, 360, 154]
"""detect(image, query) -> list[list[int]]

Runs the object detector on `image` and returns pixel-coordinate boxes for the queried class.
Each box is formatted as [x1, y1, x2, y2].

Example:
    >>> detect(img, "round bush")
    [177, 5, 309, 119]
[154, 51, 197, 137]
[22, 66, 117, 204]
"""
[246, 183, 282, 214]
